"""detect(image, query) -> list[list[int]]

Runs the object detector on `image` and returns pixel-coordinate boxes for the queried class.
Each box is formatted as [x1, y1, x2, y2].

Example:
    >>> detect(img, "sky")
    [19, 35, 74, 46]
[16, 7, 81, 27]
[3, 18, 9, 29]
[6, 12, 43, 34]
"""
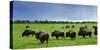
[12, 1, 97, 21]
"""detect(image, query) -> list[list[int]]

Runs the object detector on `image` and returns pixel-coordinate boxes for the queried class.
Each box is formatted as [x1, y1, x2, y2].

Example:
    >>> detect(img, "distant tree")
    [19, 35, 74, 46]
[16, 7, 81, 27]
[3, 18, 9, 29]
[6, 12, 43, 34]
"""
[45, 20, 48, 23]
[14, 20, 31, 23]
[26, 20, 29, 23]
[34, 20, 38, 23]
[14, 20, 21, 23]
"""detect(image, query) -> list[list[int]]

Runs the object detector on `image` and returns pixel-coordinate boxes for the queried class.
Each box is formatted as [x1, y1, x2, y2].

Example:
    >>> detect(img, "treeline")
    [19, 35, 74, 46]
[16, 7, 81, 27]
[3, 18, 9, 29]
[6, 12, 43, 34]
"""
[11, 20, 97, 24]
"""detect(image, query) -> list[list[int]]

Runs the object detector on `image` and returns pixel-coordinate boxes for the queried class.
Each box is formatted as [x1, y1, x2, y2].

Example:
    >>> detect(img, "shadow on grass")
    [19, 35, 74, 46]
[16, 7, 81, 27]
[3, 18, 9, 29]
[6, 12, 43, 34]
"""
[27, 42, 41, 45]
[49, 37, 76, 42]
[25, 42, 49, 48]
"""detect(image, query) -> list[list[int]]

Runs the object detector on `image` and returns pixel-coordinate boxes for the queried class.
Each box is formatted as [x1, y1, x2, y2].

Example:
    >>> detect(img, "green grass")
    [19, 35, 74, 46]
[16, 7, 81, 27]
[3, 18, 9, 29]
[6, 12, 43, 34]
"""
[12, 23, 97, 49]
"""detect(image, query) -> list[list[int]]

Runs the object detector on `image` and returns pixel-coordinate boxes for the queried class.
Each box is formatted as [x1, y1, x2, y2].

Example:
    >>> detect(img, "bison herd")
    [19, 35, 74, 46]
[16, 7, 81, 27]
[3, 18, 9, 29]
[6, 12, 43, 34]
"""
[22, 25, 97, 44]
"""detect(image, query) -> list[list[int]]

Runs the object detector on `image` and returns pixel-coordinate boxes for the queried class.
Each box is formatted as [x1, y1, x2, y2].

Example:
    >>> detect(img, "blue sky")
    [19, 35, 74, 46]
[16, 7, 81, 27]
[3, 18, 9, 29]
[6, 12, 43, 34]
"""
[12, 1, 97, 21]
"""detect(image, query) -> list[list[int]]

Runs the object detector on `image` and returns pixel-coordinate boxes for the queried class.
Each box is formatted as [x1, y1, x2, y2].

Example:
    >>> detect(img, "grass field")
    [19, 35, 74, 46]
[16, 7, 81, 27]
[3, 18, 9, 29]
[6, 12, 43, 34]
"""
[12, 23, 97, 49]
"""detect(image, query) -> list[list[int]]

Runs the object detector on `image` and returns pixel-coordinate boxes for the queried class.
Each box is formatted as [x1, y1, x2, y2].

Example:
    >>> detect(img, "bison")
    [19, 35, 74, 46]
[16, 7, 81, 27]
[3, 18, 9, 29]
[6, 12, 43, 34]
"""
[78, 26, 92, 38]
[92, 26, 97, 35]
[66, 30, 76, 39]
[35, 31, 49, 44]
[71, 25, 75, 28]
[66, 26, 70, 28]
[51, 30, 64, 39]
[26, 26, 29, 28]
[22, 29, 35, 37]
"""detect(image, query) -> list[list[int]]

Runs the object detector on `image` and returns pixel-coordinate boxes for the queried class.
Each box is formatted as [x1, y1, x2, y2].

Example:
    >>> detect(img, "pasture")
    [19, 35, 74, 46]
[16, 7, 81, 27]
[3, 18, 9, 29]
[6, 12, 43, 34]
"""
[12, 23, 97, 49]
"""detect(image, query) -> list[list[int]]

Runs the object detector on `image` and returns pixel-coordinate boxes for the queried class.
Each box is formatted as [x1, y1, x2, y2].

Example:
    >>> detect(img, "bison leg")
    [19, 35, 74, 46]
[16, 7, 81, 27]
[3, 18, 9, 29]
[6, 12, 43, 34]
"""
[26, 35, 29, 37]
[88, 32, 92, 37]
[40, 39, 44, 44]
[70, 36, 74, 40]
[62, 36, 64, 39]
[70, 37, 73, 39]
[40, 39, 42, 43]
[83, 35, 85, 38]
[46, 34, 49, 44]
[46, 39, 48, 44]
[62, 36, 65, 39]
[32, 34, 34, 36]
[46, 38, 49, 44]
[89, 34, 91, 37]
[56, 36, 59, 39]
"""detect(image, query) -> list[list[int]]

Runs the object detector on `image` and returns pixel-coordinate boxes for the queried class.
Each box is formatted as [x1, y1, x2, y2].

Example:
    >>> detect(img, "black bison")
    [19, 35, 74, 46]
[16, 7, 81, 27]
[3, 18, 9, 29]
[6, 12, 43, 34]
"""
[35, 31, 49, 44]
[66, 26, 70, 28]
[71, 25, 75, 28]
[22, 29, 35, 37]
[92, 26, 97, 35]
[51, 30, 64, 39]
[66, 30, 76, 39]
[78, 26, 92, 38]
[26, 26, 29, 28]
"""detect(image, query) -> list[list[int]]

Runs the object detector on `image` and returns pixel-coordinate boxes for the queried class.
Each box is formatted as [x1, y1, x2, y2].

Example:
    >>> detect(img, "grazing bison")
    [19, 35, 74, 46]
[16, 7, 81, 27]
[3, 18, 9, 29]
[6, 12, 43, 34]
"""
[26, 26, 29, 28]
[92, 26, 97, 35]
[22, 29, 35, 37]
[35, 31, 49, 44]
[66, 30, 76, 39]
[66, 26, 70, 28]
[51, 30, 64, 39]
[71, 25, 75, 28]
[78, 26, 92, 38]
